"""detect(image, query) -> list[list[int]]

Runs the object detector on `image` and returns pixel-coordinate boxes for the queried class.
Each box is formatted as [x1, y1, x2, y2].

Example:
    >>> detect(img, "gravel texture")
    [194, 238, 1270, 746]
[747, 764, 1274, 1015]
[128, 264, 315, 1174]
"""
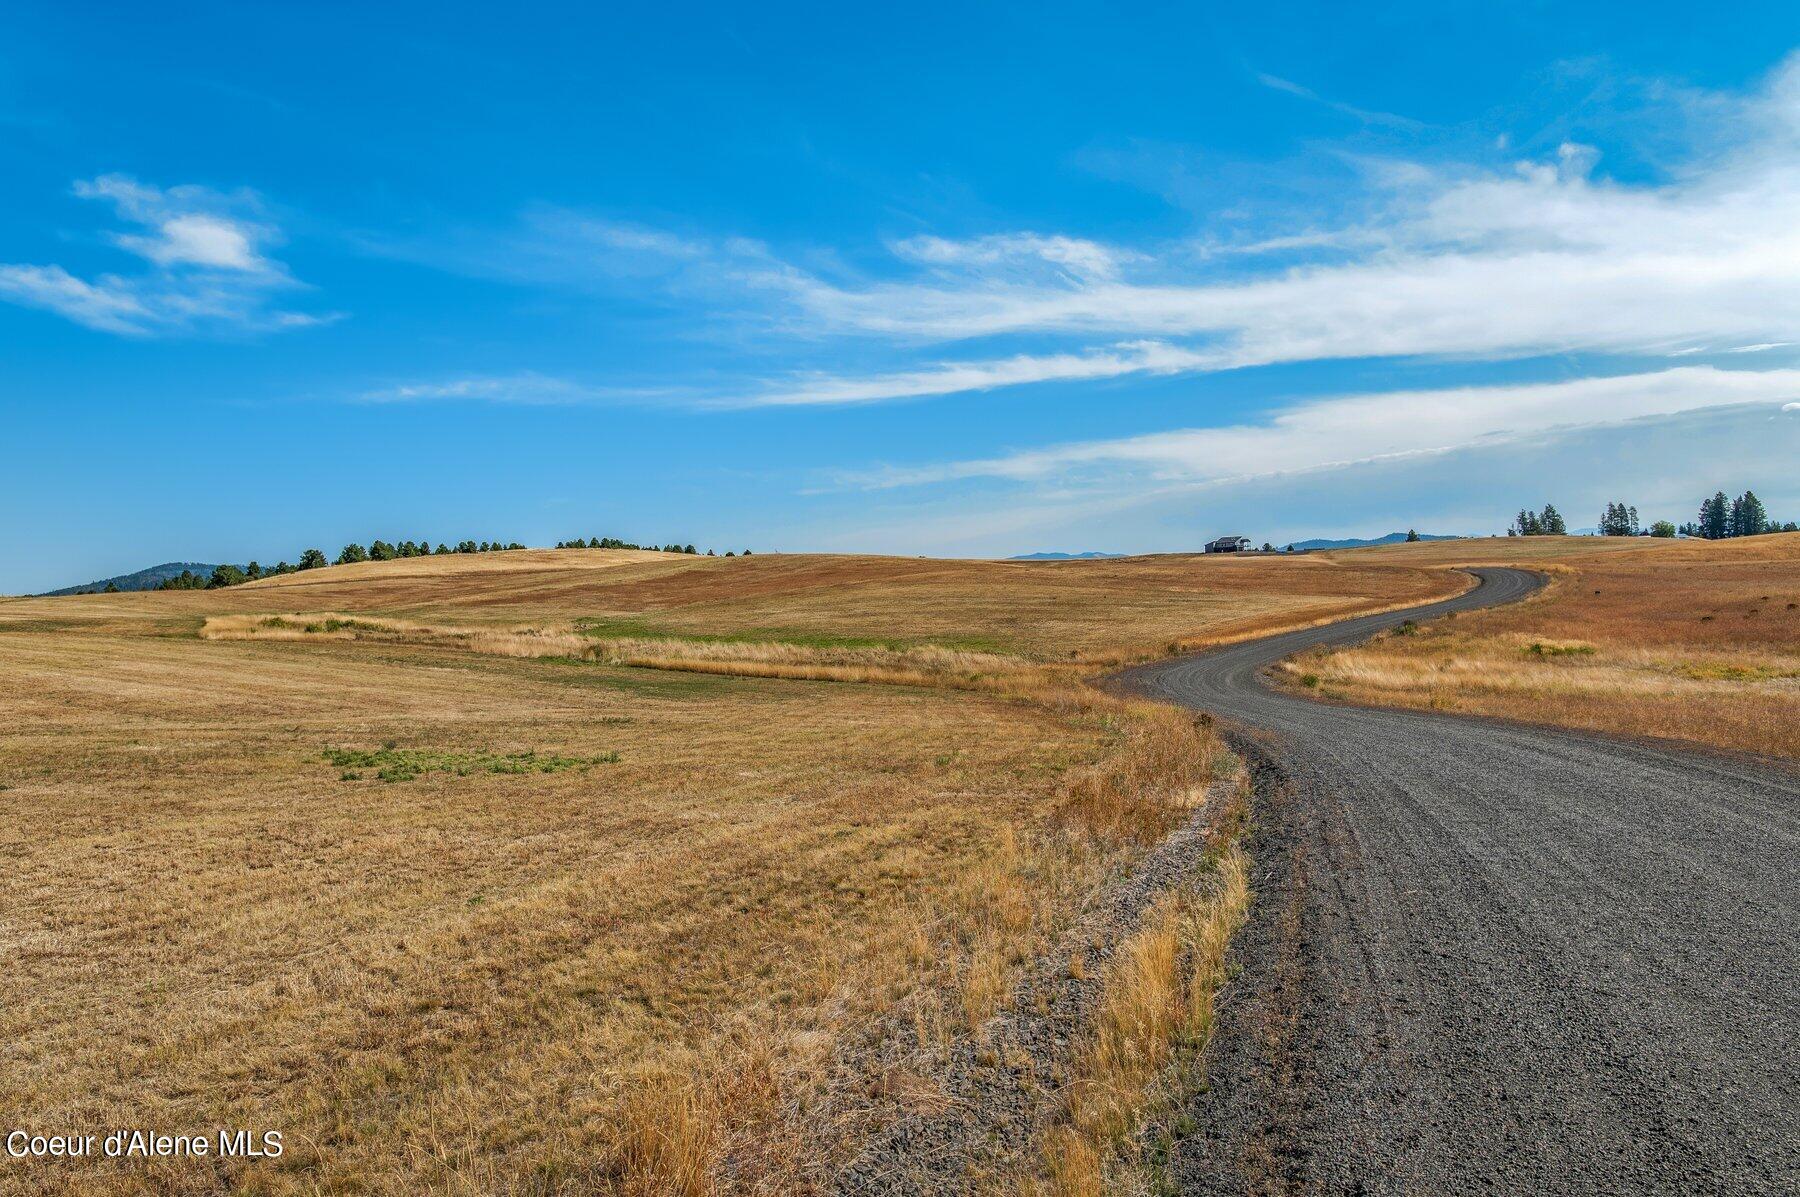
[1121, 567, 1800, 1195]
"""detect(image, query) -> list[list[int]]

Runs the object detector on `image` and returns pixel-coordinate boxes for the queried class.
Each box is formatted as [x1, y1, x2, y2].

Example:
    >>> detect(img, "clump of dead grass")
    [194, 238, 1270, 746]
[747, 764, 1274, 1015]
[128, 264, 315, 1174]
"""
[1034, 842, 1250, 1196]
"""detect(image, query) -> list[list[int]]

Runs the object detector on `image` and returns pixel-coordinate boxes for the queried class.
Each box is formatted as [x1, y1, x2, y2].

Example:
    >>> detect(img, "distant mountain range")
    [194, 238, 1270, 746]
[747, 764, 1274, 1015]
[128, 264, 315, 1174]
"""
[41, 562, 218, 596]
[1287, 532, 1459, 551]
[1008, 551, 1128, 560]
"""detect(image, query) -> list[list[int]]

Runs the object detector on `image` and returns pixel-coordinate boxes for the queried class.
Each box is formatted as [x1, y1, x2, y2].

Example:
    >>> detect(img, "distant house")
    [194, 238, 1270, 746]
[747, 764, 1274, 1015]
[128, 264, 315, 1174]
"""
[1206, 535, 1253, 553]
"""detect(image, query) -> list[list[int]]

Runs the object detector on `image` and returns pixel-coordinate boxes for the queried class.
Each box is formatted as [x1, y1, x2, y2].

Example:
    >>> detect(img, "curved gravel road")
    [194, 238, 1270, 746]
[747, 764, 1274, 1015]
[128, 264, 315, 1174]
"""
[1121, 567, 1799, 1196]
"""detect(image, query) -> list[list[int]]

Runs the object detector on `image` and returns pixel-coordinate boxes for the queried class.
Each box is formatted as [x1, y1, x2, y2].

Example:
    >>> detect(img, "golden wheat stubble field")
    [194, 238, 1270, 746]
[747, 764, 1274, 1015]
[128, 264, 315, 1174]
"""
[0, 549, 1454, 1196]
[1282, 533, 1800, 759]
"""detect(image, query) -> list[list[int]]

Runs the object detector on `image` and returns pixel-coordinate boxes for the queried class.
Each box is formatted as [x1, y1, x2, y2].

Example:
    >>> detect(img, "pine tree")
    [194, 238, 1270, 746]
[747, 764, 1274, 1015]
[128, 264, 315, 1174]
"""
[1699, 491, 1731, 539]
[1734, 490, 1769, 537]
[1540, 505, 1566, 535]
[1599, 501, 1639, 536]
[1405, 529, 1420, 542]
[298, 548, 328, 570]
[336, 544, 369, 565]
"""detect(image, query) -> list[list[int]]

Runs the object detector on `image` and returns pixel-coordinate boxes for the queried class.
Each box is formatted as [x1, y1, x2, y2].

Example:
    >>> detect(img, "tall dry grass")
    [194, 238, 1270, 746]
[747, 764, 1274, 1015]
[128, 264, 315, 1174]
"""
[1037, 843, 1251, 1196]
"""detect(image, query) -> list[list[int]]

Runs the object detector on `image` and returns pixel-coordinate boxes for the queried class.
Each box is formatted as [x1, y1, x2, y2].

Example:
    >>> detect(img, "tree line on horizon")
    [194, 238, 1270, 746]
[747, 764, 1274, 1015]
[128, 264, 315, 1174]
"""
[156, 538, 528, 590]
[1508, 491, 1795, 540]
[555, 536, 754, 557]
[151, 535, 754, 591]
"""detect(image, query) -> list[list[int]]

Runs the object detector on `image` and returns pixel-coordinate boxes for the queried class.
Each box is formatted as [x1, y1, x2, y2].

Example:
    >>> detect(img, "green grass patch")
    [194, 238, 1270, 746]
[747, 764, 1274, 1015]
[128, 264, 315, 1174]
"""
[262, 616, 386, 634]
[1679, 662, 1800, 682]
[1524, 642, 1597, 658]
[323, 745, 621, 783]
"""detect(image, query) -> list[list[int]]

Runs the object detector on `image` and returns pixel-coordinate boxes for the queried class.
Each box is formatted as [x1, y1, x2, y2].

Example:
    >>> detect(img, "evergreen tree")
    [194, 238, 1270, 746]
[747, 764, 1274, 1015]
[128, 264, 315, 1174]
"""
[1405, 529, 1420, 543]
[1599, 501, 1640, 536]
[370, 540, 397, 561]
[337, 544, 369, 565]
[1733, 490, 1769, 537]
[103, 581, 120, 593]
[207, 564, 248, 589]
[1540, 504, 1566, 535]
[298, 548, 329, 570]
[1699, 491, 1731, 539]
[245, 561, 262, 580]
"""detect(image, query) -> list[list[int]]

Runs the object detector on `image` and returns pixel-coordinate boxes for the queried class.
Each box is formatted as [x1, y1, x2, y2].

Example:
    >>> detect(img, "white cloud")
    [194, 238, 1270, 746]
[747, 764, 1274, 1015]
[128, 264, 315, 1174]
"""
[694, 53, 1800, 403]
[891, 233, 1138, 283]
[358, 373, 673, 406]
[840, 366, 1800, 490]
[0, 264, 150, 336]
[1254, 71, 1428, 131]
[721, 341, 1216, 408]
[0, 174, 323, 335]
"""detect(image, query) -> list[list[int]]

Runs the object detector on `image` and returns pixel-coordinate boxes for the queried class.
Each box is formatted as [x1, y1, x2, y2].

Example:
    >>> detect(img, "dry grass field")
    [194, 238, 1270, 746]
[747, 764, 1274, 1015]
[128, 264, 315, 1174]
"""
[15, 548, 1465, 661]
[0, 549, 1460, 1195]
[1283, 533, 1800, 759]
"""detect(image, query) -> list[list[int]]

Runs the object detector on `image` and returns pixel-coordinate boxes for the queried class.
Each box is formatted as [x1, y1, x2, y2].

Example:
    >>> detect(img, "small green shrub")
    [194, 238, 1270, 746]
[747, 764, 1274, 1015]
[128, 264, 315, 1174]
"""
[323, 745, 622, 783]
[1524, 642, 1596, 658]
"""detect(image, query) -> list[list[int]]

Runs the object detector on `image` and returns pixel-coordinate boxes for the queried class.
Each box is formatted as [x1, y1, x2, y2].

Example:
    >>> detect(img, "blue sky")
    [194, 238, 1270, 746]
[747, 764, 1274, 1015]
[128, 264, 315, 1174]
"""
[6, 2, 1800, 592]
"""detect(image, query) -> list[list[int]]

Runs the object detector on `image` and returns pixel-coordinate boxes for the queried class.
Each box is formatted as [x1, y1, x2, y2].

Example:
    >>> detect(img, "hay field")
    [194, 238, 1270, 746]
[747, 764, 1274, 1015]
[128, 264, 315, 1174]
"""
[1284, 533, 1800, 759]
[0, 549, 1455, 1195]
[7, 549, 1465, 661]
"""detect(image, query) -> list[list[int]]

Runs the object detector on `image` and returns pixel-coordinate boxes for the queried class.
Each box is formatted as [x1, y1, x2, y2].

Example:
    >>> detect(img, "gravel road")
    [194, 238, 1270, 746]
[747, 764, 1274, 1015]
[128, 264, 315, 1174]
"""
[1120, 567, 1800, 1195]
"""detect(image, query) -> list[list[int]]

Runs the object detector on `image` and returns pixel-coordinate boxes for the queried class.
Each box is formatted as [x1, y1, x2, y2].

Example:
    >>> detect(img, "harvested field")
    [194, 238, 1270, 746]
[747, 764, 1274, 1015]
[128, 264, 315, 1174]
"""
[5, 548, 1465, 662]
[0, 548, 1464, 1193]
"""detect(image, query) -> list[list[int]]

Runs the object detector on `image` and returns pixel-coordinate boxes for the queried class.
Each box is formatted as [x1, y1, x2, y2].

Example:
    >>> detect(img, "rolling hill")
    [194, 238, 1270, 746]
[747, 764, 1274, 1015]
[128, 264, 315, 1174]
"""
[41, 561, 218, 596]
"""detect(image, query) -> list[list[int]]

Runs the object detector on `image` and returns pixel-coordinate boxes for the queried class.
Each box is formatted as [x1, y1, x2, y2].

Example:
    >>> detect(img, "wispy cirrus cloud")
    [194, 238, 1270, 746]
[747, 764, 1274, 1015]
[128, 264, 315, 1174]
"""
[714, 57, 1800, 404]
[835, 366, 1800, 490]
[0, 174, 330, 336]
[1253, 71, 1429, 132]
[357, 372, 676, 406]
[714, 341, 1215, 408]
[364, 53, 1800, 428]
